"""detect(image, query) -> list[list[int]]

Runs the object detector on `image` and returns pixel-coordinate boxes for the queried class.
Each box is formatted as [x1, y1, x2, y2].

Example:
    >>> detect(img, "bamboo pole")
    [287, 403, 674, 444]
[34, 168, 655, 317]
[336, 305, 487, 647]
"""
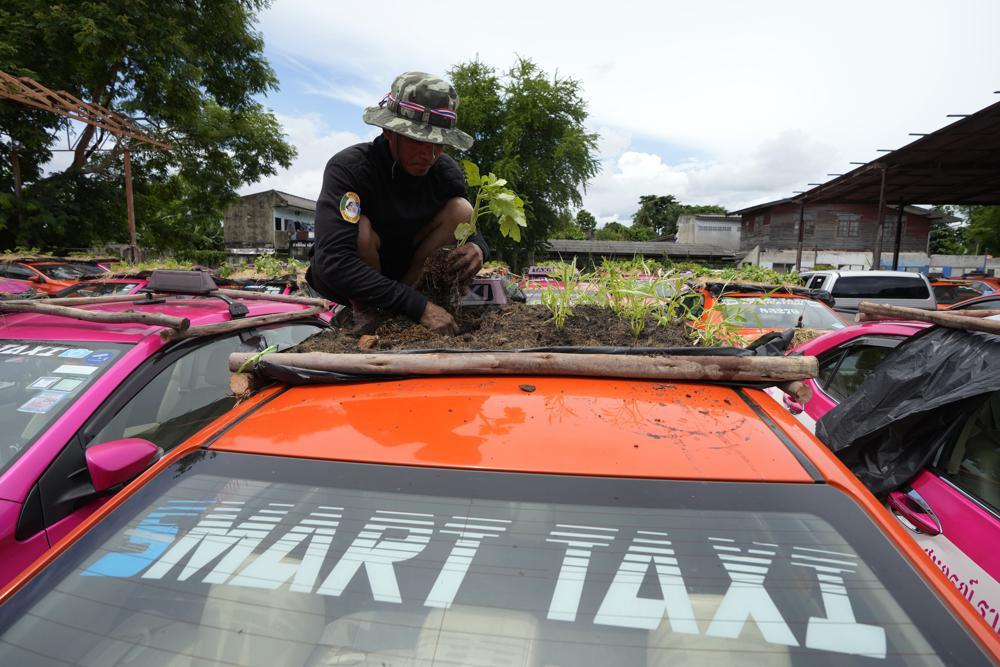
[215, 288, 331, 309]
[856, 302, 1000, 335]
[0, 300, 189, 331]
[228, 351, 818, 383]
[939, 309, 1000, 318]
[777, 380, 812, 404]
[166, 304, 329, 340]
[42, 293, 166, 306]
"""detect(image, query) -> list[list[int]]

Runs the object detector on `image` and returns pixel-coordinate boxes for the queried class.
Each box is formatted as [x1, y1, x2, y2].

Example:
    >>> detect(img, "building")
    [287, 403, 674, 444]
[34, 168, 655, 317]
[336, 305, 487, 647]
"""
[730, 199, 952, 272]
[223, 190, 316, 261]
[674, 214, 741, 250]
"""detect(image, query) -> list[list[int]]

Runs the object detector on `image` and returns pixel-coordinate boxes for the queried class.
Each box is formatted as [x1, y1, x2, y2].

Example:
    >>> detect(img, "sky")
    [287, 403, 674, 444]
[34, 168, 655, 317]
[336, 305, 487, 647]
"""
[244, 0, 1000, 226]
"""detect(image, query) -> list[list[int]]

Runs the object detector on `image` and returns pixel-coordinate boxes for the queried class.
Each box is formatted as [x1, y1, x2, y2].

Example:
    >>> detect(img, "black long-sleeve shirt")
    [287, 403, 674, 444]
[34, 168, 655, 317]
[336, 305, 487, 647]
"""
[308, 136, 488, 321]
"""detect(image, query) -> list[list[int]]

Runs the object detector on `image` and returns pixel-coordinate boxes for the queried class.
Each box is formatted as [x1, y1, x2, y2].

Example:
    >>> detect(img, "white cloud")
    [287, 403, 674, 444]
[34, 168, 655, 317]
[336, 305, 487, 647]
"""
[240, 114, 374, 199]
[256, 0, 1000, 218]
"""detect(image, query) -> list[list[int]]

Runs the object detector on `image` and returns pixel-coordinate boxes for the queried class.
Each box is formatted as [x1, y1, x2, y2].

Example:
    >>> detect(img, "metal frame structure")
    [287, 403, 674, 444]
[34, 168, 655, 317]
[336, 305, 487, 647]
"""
[0, 70, 172, 261]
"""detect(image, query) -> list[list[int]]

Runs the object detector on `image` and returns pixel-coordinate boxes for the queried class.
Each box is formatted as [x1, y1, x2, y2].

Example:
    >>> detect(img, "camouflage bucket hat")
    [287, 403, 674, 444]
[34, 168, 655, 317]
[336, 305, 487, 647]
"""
[363, 72, 474, 151]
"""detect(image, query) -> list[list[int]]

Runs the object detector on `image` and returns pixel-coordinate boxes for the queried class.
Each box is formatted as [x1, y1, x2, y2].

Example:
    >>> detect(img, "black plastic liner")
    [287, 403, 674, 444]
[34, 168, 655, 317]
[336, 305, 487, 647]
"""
[816, 326, 1000, 497]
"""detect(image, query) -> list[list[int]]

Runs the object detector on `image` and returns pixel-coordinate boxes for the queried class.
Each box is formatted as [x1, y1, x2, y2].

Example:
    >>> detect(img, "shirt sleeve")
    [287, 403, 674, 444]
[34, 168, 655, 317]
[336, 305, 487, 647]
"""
[311, 153, 428, 321]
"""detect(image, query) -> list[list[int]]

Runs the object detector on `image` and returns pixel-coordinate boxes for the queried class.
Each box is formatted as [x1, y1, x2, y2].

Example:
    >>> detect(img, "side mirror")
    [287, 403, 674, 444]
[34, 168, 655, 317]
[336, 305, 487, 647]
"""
[86, 438, 161, 493]
[782, 394, 804, 415]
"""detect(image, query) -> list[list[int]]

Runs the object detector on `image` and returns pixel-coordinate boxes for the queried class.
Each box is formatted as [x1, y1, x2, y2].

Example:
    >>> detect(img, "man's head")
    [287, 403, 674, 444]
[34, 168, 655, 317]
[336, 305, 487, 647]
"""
[383, 130, 445, 177]
[363, 72, 474, 160]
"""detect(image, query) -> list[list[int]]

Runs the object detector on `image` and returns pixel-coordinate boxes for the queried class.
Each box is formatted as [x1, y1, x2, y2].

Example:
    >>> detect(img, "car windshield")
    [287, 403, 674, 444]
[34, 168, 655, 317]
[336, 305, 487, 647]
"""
[719, 297, 846, 329]
[57, 281, 142, 297]
[933, 284, 984, 305]
[0, 340, 129, 475]
[32, 263, 84, 280]
[0, 451, 988, 665]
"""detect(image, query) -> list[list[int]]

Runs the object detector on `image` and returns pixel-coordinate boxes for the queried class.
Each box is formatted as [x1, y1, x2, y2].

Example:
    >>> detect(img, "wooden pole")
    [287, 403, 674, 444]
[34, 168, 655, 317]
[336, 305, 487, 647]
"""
[0, 300, 189, 330]
[214, 288, 331, 309]
[167, 303, 329, 340]
[228, 351, 819, 383]
[43, 293, 166, 306]
[871, 166, 887, 270]
[124, 146, 138, 263]
[795, 200, 806, 273]
[891, 204, 905, 271]
[856, 302, 1000, 335]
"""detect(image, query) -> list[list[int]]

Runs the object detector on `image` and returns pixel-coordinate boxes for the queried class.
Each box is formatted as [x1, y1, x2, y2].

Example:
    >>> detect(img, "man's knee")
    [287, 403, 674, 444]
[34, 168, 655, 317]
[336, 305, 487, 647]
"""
[433, 197, 473, 232]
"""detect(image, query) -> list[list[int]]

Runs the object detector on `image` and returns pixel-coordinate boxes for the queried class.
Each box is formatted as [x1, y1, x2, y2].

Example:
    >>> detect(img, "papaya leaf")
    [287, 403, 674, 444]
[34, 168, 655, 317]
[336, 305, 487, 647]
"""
[454, 222, 476, 245]
[461, 160, 482, 187]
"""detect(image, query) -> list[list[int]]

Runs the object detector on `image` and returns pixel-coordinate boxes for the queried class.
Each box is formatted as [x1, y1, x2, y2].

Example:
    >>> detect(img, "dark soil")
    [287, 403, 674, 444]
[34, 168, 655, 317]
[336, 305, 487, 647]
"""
[414, 247, 472, 314]
[295, 304, 693, 353]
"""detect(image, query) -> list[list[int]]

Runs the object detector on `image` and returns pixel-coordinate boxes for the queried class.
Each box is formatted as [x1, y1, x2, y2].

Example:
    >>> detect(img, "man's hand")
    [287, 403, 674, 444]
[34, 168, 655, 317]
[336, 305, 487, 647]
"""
[449, 243, 484, 282]
[420, 302, 458, 336]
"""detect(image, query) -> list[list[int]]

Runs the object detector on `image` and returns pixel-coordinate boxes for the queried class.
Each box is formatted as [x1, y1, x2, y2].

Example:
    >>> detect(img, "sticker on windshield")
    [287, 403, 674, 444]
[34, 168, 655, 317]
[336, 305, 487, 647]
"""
[53, 364, 97, 376]
[29, 376, 59, 389]
[0, 344, 70, 357]
[83, 350, 117, 366]
[17, 390, 67, 414]
[51, 377, 84, 392]
[58, 348, 93, 359]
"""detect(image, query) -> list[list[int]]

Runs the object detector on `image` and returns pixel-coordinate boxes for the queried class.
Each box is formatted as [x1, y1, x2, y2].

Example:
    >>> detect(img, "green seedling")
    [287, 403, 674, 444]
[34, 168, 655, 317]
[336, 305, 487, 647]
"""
[457, 161, 527, 245]
[540, 259, 583, 331]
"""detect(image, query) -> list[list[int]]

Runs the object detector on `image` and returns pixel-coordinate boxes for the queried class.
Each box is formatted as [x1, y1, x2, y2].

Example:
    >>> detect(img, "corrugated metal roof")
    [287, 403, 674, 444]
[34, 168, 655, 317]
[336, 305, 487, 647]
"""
[273, 190, 317, 212]
[545, 240, 736, 258]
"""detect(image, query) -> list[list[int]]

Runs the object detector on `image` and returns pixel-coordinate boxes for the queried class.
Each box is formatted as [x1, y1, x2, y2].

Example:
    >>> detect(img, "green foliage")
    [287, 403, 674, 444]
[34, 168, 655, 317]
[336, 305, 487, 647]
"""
[248, 254, 306, 278]
[539, 259, 583, 331]
[719, 265, 802, 285]
[631, 194, 727, 238]
[576, 210, 597, 237]
[0, 0, 295, 253]
[594, 221, 654, 241]
[449, 58, 601, 265]
[549, 210, 587, 240]
[458, 161, 527, 244]
[958, 206, 1000, 255]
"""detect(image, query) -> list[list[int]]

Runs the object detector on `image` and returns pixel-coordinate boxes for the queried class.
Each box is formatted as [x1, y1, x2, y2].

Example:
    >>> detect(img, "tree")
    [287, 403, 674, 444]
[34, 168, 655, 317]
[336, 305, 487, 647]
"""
[928, 208, 967, 255]
[631, 194, 727, 238]
[594, 221, 653, 241]
[576, 209, 597, 238]
[0, 0, 295, 252]
[549, 210, 586, 240]
[449, 58, 600, 267]
[962, 206, 1000, 255]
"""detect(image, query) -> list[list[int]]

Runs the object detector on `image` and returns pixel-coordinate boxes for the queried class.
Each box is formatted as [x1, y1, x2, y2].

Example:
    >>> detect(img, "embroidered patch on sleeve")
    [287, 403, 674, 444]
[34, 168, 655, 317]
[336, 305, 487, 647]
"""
[339, 192, 361, 224]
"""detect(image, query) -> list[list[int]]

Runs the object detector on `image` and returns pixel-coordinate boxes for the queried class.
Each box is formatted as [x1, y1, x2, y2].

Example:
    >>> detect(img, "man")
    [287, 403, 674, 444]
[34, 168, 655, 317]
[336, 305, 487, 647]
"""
[308, 72, 488, 335]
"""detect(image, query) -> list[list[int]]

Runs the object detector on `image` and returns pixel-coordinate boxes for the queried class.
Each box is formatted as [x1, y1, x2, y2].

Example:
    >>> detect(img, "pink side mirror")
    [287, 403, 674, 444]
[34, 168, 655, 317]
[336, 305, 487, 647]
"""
[782, 394, 804, 415]
[86, 438, 161, 493]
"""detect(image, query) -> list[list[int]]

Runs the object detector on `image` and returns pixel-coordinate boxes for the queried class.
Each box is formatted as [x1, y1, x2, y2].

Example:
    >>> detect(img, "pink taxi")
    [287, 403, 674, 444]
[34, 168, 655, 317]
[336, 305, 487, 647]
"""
[771, 320, 1000, 634]
[0, 270, 330, 588]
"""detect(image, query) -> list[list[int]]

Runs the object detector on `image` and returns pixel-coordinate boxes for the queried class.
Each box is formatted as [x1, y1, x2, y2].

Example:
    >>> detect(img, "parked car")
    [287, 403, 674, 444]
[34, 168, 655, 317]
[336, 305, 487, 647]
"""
[50, 277, 150, 298]
[0, 351, 996, 663]
[950, 293, 1000, 311]
[801, 270, 937, 313]
[960, 274, 1000, 293]
[0, 279, 41, 300]
[0, 270, 329, 588]
[687, 282, 845, 342]
[0, 259, 88, 294]
[932, 280, 989, 309]
[771, 322, 1000, 632]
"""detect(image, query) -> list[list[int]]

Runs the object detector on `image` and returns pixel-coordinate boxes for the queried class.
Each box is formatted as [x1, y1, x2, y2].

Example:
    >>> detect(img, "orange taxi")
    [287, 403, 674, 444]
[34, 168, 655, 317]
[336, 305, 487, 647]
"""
[0, 350, 996, 664]
[931, 279, 990, 309]
[0, 258, 88, 294]
[688, 282, 847, 342]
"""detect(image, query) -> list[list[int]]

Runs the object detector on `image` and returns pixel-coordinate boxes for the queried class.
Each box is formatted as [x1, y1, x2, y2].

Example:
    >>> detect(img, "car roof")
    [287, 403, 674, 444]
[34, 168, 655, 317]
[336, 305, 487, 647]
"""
[826, 270, 928, 278]
[792, 320, 930, 353]
[0, 295, 315, 344]
[209, 378, 819, 483]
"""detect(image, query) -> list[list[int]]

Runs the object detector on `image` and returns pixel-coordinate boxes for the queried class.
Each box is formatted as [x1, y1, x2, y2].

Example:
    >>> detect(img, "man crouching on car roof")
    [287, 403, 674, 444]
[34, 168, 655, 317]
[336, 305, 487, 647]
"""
[306, 71, 489, 337]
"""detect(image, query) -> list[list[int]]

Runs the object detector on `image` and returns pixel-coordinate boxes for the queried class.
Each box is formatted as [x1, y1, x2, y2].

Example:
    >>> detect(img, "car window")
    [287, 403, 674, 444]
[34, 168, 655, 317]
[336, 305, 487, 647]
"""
[0, 341, 129, 476]
[933, 284, 984, 305]
[807, 275, 826, 290]
[60, 282, 141, 297]
[819, 344, 897, 402]
[718, 297, 844, 330]
[936, 391, 1000, 514]
[831, 276, 930, 300]
[0, 452, 990, 665]
[32, 263, 83, 280]
[86, 324, 322, 453]
[1, 263, 35, 280]
[959, 297, 1000, 311]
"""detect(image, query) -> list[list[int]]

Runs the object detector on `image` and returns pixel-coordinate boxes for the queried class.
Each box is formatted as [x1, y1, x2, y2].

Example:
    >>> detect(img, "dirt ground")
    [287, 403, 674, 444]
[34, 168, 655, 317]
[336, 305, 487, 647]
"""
[294, 304, 694, 353]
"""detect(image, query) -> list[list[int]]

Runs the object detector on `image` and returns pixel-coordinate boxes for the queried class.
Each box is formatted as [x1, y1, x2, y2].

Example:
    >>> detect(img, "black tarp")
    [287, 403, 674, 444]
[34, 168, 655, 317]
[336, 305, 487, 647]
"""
[816, 325, 1000, 497]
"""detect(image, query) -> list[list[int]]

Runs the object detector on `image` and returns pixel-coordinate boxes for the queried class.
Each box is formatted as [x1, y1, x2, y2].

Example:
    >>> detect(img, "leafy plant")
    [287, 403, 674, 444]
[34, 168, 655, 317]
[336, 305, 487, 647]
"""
[456, 161, 527, 245]
[540, 259, 583, 331]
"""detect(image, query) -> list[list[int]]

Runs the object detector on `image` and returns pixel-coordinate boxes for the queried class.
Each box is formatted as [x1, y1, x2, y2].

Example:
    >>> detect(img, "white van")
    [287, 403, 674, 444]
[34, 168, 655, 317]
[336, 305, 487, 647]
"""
[800, 270, 937, 313]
